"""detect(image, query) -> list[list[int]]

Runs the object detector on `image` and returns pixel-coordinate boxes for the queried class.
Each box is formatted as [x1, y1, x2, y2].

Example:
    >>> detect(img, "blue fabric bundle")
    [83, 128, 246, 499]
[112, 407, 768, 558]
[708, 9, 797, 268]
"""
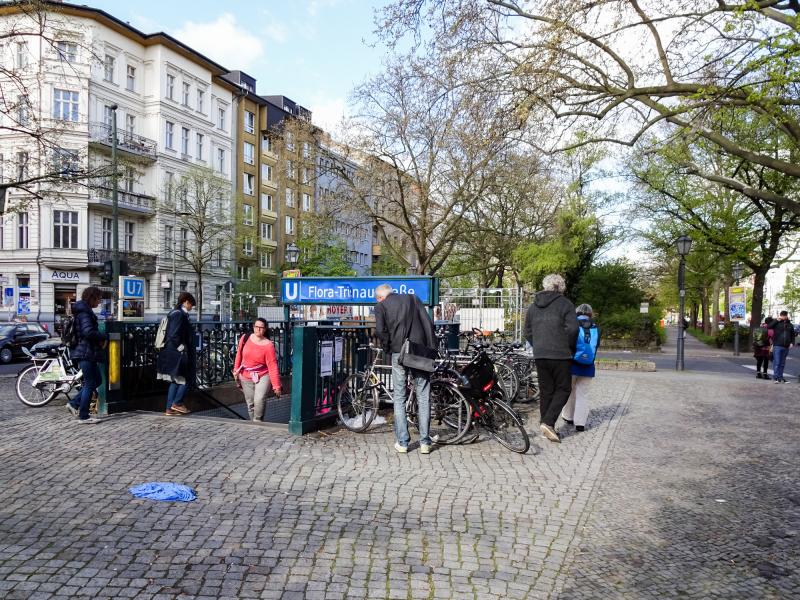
[129, 482, 197, 502]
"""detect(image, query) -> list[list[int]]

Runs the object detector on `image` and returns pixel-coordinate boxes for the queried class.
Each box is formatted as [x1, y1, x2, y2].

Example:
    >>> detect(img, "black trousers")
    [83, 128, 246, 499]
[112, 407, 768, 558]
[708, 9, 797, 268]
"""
[756, 356, 770, 374]
[536, 358, 573, 427]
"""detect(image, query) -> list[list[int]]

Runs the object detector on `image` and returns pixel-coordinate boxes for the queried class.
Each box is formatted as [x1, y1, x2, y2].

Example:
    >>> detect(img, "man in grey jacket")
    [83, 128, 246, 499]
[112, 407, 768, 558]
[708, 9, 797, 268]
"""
[524, 274, 579, 443]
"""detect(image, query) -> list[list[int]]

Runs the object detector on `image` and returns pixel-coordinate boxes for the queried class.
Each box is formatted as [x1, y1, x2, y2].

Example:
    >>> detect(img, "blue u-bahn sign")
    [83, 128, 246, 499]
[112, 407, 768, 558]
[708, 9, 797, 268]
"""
[281, 276, 438, 306]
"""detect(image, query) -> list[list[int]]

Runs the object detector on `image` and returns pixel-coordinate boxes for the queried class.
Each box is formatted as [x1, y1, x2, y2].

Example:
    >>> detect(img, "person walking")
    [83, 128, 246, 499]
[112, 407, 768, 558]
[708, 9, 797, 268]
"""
[66, 286, 108, 424]
[752, 318, 774, 380]
[769, 311, 795, 384]
[561, 304, 600, 432]
[374, 284, 437, 454]
[156, 292, 196, 415]
[524, 274, 579, 443]
[233, 318, 282, 421]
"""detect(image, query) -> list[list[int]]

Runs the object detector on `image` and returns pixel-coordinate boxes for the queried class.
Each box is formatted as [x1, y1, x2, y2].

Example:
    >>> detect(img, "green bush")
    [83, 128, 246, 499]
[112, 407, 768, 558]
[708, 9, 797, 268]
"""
[715, 324, 750, 346]
[600, 308, 662, 346]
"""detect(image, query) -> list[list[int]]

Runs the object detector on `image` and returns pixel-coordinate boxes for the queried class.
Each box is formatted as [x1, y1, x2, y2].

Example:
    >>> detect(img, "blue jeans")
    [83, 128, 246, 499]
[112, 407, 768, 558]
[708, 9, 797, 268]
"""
[167, 382, 188, 410]
[772, 346, 790, 380]
[76, 360, 100, 420]
[391, 353, 431, 447]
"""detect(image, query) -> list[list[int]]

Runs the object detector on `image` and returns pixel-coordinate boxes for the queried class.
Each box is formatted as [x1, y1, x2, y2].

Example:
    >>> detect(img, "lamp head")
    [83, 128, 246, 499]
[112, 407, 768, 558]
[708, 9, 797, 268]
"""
[675, 235, 692, 257]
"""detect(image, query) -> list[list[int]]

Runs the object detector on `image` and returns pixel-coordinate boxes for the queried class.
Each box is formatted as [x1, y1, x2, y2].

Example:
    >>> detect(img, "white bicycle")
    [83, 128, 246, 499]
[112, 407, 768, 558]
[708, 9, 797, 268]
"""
[16, 341, 84, 407]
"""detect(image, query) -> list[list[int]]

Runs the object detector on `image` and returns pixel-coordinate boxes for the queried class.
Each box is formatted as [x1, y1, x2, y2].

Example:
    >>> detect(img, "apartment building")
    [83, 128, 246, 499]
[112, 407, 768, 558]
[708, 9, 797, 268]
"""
[0, 3, 236, 322]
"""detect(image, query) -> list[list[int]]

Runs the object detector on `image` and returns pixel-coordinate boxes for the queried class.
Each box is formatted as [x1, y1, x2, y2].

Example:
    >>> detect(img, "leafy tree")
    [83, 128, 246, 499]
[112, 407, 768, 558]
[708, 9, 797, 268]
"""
[573, 261, 644, 318]
[291, 213, 355, 277]
[371, 248, 408, 276]
[780, 266, 800, 316]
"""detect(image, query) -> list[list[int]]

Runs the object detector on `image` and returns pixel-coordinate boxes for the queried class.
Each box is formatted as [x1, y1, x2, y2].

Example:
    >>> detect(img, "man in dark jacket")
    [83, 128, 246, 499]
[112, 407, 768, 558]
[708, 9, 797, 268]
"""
[67, 286, 108, 423]
[524, 274, 579, 443]
[156, 292, 196, 415]
[374, 284, 436, 454]
[769, 311, 795, 383]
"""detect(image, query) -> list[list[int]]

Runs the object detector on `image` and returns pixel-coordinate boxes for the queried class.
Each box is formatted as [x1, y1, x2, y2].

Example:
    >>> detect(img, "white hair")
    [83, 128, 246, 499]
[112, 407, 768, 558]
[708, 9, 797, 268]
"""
[542, 274, 566, 293]
[375, 283, 393, 297]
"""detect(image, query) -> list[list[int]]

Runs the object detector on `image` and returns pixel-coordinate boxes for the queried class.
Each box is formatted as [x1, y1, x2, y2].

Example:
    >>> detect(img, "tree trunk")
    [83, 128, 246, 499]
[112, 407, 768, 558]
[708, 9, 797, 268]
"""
[702, 287, 710, 335]
[724, 280, 731, 325]
[751, 267, 769, 335]
[712, 278, 721, 332]
[197, 270, 204, 320]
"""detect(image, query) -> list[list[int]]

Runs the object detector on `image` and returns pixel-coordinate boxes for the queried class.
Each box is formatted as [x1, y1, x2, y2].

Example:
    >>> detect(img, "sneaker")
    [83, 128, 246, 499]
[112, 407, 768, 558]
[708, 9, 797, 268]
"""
[575, 425, 585, 432]
[420, 444, 432, 455]
[65, 402, 78, 417]
[562, 417, 574, 425]
[165, 408, 180, 416]
[756, 373, 763, 379]
[171, 404, 190, 414]
[774, 379, 781, 384]
[77, 417, 100, 424]
[394, 442, 408, 454]
[540, 423, 561, 443]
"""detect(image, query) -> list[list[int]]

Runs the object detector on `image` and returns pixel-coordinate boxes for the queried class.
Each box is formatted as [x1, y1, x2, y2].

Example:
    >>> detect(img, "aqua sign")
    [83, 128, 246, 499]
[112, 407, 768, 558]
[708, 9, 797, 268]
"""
[281, 276, 437, 306]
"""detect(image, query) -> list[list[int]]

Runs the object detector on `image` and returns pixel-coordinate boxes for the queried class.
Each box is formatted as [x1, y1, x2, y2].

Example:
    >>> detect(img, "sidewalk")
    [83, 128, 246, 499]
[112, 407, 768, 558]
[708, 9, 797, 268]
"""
[662, 325, 737, 358]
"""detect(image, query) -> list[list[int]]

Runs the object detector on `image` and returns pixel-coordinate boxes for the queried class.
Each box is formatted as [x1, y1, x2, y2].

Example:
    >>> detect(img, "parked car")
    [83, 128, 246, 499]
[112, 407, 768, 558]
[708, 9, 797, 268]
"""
[0, 323, 51, 363]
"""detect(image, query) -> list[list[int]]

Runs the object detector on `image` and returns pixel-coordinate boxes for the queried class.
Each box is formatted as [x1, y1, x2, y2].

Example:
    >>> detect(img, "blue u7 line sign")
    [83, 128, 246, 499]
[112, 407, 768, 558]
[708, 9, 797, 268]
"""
[281, 276, 436, 306]
[120, 276, 145, 299]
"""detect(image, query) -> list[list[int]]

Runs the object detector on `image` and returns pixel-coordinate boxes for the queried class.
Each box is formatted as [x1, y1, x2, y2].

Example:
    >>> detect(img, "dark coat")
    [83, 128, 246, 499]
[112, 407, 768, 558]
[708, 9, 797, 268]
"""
[524, 291, 579, 360]
[156, 308, 196, 382]
[769, 319, 795, 348]
[69, 300, 108, 362]
[375, 293, 436, 355]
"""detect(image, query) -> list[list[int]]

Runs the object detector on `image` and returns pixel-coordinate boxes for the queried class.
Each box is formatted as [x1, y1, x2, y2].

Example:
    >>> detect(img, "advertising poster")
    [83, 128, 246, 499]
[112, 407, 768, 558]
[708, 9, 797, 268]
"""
[334, 337, 343, 362]
[320, 341, 333, 377]
[729, 286, 747, 320]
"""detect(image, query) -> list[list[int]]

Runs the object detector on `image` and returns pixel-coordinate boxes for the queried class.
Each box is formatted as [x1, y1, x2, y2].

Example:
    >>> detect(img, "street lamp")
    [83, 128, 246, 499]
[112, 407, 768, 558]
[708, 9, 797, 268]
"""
[109, 104, 119, 306]
[675, 235, 692, 371]
[285, 242, 300, 267]
[732, 262, 743, 356]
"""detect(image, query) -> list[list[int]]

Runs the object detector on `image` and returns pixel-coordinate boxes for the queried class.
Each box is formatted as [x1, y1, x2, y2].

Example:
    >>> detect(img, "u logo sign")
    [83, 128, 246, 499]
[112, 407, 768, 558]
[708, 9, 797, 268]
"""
[284, 282, 299, 301]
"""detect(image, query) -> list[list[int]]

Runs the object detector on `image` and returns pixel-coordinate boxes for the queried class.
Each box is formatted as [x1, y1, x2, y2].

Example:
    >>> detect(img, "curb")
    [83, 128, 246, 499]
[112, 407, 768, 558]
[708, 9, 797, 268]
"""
[596, 360, 656, 372]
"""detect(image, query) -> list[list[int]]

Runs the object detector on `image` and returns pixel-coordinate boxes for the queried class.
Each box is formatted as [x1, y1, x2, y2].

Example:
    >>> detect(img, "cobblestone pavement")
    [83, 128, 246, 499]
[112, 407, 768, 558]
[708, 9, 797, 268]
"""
[0, 369, 797, 599]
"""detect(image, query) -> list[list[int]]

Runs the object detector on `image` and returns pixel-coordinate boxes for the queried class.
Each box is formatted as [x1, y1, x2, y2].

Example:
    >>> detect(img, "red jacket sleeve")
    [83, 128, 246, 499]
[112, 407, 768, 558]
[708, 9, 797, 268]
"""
[233, 335, 246, 373]
[265, 341, 281, 392]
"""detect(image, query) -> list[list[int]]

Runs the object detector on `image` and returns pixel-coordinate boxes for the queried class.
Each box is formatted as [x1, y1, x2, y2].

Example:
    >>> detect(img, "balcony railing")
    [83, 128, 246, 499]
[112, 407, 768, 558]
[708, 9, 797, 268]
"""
[87, 248, 157, 273]
[89, 122, 158, 161]
[89, 186, 156, 213]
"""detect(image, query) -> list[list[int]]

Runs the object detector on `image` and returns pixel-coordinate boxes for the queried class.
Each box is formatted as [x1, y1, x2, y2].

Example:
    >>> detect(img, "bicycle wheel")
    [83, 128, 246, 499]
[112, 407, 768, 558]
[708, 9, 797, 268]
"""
[512, 358, 538, 403]
[337, 372, 379, 432]
[16, 365, 60, 407]
[494, 362, 519, 401]
[428, 381, 471, 444]
[484, 397, 530, 454]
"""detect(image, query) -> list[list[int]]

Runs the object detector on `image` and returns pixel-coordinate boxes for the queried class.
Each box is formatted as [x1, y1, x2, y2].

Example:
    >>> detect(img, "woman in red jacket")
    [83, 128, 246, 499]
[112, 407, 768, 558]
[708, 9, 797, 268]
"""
[233, 318, 282, 421]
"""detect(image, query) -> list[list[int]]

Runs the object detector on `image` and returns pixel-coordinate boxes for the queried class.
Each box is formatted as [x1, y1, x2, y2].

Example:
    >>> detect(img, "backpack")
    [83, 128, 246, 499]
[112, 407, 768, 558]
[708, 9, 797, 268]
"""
[61, 316, 79, 349]
[154, 314, 170, 350]
[752, 327, 769, 348]
[573, 319, 599, 365]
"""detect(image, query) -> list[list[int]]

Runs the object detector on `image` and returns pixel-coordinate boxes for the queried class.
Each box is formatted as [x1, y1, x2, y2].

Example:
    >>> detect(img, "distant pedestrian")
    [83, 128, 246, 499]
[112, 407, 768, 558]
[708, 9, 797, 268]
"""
[524, 274, 579, 443]
[752, 318, 774, 380]
[374, 284, 437, 454]
[768, 311, 795, 384]
[67, 286, 108, 424]
[233, 318, 282, 421]
[561, 304, 600, 432]
[156, 292, 196, 415]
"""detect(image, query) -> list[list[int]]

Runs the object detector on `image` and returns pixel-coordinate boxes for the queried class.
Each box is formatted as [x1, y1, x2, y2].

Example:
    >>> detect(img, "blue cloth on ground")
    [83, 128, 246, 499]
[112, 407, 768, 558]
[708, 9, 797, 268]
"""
[129, 482, 197, 502]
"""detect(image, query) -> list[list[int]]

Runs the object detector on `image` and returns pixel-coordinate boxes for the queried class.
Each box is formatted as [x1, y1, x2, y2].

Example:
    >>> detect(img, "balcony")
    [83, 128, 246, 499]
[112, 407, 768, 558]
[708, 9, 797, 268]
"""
[89, 121, 157, 162]
[372, 244, 382, 257]
[87, 248, 157, 274]
[259, 209, 277, 223]
[88, 186, 156, 216]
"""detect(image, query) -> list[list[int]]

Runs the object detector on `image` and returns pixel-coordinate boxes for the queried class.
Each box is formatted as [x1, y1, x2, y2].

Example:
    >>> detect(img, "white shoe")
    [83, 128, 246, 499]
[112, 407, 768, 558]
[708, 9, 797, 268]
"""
[394, 442, 408, 454]
[77, 417, 100, 424]
[420, 444, 432, 455]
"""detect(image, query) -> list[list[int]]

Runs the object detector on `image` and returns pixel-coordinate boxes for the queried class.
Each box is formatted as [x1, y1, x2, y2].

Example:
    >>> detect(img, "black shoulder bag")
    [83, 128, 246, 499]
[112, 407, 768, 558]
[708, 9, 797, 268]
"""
[398, 295, 437, 372]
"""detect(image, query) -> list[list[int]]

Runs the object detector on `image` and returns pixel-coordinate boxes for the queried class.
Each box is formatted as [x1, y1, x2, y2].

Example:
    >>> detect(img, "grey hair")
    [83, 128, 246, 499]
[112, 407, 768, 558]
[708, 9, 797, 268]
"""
[541, 274, 566, 293]
[375, 283, 393, 296]
[576, 303, 593, 316]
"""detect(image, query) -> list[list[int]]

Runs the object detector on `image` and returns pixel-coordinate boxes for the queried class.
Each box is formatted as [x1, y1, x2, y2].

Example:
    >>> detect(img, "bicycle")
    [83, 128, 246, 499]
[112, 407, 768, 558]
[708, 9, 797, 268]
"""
[16, 340, 84, 407]
[336, 344, 388, 432]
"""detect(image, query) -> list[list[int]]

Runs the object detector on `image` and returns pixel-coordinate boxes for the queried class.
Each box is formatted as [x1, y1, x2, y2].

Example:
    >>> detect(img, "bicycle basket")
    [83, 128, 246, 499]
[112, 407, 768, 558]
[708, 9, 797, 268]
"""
[460, 352, 495, 392]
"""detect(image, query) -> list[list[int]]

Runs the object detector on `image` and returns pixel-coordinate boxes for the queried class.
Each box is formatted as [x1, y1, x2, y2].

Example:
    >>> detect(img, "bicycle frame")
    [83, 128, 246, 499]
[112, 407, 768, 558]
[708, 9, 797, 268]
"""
[22, 345, 83, 390]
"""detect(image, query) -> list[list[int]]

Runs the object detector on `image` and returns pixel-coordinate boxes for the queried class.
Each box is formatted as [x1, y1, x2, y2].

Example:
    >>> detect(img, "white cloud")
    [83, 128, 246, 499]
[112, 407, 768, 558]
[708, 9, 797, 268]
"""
[174, 14, 263, 70]
[309, 96, 348, 135]
[307, 0, 345, 18]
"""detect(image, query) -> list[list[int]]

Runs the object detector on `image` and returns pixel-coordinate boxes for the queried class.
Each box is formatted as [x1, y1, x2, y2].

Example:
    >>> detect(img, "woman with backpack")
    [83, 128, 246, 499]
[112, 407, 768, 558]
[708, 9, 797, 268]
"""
[561, 304, 600, 433]
[67, 286, 108, 424]
[156, 292, 196, 416]
[233, 317, 281, 422]
[753, 317, 774, 380]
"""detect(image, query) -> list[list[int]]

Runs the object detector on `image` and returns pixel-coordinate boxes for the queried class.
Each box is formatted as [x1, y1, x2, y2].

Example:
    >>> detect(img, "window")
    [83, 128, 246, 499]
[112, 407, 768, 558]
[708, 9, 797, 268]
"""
[261, 135, 272, 153]
[216, 148, 225, 173]
[243, 141, 255, 165]
[196, 133, 204, 161]
[197, 89, 204, 112]
[242, 236, 253, 256]
[165, 121, 174, 149]
[260, 251, 273, 268]
[261, 164, 272, 182]
[102, 218, 112, 249]
[16, 151, 29, 181]
[260, 193, 273, 213]
[17, 213, 29, 249]
[285, 215, 295, 235]
[53, 210, 78, 249]
[215, 248, 223, 268]
[244, 111, 255, 134]
[16, 42, 28, 69]
[238, 266, 249, 280]
[103, 54, 114, 81]
[182, 82, 190, 106]
[181, 127, 190, 156]
[217, 106, 226, 130]
[103, 105, 114, 128]
[285, 132, 294, 151]
[303, 142, 310, 159]
[302, 167, 311, 185]
[243, 204, 253, 226]
[53, 89, 79, 121]
[181, 228, 188, 255]
[260, 222, 273, 240]
[17, 95, 29, 126]
[52, 148, 79, 177]
[285, 188, 294, 207]
[56, 41, 77, 62]
[126, 65, 136, 91]
[165, 171, 174, 200]
[125, 114, 135, 135]
[243, 173, 254, 195]
[286, 160, 295, 180]
[164, 224, 173, 255]
[124, 222, 134, 252]
[302, 193, 311, 212]
[166, 74, 175, 99]
[123, 166, 134, 192]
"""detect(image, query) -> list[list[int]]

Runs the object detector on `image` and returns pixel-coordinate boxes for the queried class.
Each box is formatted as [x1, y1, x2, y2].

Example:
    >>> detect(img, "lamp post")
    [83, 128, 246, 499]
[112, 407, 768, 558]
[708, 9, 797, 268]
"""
[170, 211, 191, 309]
[675, 235, 693, 371]
[732, 262, 743, 357]
[284, 242, 300, 321]
[109, 104, 119, 305]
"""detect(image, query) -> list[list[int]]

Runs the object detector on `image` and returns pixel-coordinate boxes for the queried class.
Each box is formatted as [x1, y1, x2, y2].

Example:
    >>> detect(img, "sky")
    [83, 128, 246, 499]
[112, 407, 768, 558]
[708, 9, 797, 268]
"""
[87, 0, 388, 133]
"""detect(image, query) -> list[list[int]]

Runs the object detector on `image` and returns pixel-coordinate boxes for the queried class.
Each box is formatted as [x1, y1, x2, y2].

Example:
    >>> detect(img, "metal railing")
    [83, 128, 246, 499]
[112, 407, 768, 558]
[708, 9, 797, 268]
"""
[89, 121, 158, 160]
[90, 186, 155, 212]
[87, 248, 157, 273]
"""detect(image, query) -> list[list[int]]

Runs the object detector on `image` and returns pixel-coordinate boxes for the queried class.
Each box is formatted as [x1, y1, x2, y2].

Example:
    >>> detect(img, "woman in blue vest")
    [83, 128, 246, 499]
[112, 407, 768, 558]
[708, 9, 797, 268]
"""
[561, 304, 600, 432]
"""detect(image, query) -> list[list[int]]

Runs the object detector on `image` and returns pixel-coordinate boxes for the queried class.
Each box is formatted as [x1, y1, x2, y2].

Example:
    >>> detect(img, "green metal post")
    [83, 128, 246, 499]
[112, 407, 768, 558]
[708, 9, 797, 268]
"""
[96, 320, 108, 416]
[288, 325, 320, 435]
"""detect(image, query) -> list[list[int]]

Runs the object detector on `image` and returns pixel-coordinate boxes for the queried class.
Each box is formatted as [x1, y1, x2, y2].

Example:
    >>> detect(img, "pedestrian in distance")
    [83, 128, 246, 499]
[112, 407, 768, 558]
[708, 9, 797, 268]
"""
[768, 311, 795, 384]
[66, 286, 109, 424]
[156, 292, 196, 415]
[233, 318, 282, 422]
[752, 317, 774, 380]
[561, 304, 600, 433]
[524, 274, 579, 443]
[374, 284, 437, 455]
